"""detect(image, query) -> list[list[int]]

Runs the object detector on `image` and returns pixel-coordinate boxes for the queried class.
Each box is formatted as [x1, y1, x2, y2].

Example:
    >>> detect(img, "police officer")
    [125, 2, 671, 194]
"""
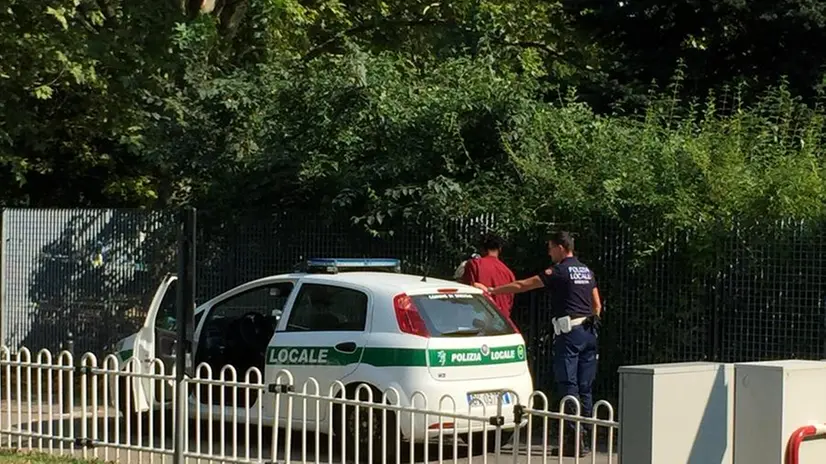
[474, 231, 602, 457]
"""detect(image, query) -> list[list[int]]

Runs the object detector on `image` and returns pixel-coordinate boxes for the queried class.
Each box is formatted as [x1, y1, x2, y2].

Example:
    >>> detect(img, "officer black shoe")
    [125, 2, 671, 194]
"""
[582, 429, 594, 453]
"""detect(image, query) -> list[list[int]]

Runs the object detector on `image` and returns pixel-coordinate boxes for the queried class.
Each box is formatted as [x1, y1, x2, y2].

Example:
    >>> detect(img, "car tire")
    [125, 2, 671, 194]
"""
[464, 429, 514, 455]
[338, 388, 399, 464]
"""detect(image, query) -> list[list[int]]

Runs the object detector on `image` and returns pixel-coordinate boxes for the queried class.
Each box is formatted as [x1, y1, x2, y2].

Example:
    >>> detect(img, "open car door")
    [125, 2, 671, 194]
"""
[124, 274, 182, 414]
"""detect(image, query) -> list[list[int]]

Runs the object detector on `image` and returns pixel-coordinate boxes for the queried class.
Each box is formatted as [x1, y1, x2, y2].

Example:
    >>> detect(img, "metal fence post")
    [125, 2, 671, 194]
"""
[62, 331, 74, 413]
[820, 298, 826, 361]
[173, 207, 196, 464]
[0, 209, 5, 348]
[708, 241, 723, 362]
[528, 291, 538, 377]
[709, 296, 721, 362]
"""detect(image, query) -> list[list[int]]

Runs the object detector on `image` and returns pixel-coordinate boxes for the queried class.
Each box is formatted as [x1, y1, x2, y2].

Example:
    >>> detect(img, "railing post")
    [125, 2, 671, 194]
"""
[62, 331, 74, 413]
[0, 208, 5, 348]
[511, 403, 524, 464]
[173, 207, 196, 464]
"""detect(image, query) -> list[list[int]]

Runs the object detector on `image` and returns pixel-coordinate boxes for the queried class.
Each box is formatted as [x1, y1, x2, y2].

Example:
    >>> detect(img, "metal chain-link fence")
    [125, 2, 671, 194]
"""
[2, 208, 825, 403]
[0, 209, 177, 355]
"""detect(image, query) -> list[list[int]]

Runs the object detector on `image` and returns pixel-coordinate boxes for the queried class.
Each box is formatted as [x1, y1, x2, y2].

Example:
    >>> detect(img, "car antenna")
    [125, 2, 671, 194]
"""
[421, 261, 430, 282]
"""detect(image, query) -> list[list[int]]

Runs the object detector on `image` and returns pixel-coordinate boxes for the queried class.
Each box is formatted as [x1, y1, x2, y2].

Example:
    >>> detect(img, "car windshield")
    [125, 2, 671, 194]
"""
[410, 293, 515, 337]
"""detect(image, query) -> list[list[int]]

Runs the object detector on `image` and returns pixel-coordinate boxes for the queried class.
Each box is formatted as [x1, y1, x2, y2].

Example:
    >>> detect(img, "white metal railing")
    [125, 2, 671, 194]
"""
[0, 346, 619, 464]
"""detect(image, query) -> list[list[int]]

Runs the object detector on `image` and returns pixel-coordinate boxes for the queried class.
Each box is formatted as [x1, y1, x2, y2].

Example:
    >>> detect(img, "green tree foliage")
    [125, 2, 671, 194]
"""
[1, 0, 193, 205]
[1, 0, 826, 244]
[5, 0, 826, 403]
[564, 0, 826, 108]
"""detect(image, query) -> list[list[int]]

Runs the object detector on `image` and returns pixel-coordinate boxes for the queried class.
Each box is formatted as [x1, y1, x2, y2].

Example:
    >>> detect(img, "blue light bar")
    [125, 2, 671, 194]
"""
[302, 258, 401, 274]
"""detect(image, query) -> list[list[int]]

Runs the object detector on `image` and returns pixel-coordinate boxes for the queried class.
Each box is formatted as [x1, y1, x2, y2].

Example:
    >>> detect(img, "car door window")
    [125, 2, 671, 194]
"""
[208, 282, 294, 322]
[196, 281, 295, 370]
[154, 278, 178, 331]
[285, 283, 368, 332]
[195, 281, 295, 406]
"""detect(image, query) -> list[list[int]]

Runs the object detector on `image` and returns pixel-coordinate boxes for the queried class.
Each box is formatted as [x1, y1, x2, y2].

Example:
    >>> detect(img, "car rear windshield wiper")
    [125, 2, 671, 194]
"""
[440, 328, 482, 336]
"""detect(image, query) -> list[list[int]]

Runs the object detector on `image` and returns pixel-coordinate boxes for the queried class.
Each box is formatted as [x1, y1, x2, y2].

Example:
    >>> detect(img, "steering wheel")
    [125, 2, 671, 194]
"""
[238, 311, 269, 349]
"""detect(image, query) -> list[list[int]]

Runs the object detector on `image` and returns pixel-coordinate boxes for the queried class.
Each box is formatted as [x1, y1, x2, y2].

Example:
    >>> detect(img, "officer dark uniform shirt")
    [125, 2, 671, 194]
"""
[538, 255, 598, 456]
[538, 256, 596, 319]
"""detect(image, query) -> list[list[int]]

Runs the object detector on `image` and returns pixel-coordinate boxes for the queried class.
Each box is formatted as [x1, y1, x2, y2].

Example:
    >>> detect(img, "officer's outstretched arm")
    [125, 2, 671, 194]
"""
[487, 276, 544, 295]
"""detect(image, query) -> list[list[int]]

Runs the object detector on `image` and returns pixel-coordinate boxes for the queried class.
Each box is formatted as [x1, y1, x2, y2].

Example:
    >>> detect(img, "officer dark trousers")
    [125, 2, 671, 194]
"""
[552, 323, 598, 450]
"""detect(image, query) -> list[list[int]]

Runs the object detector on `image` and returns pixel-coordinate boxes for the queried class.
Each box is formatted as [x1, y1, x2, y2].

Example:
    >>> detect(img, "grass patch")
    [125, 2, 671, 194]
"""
[0, 450, 111, 463]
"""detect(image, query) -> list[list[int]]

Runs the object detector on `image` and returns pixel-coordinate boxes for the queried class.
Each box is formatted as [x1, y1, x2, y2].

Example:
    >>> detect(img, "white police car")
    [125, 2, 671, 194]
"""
[109, 258, 533, 458]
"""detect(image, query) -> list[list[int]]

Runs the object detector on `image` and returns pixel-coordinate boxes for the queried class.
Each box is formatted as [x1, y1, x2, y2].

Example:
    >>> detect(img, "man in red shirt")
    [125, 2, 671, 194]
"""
[460, 234, 517, 317]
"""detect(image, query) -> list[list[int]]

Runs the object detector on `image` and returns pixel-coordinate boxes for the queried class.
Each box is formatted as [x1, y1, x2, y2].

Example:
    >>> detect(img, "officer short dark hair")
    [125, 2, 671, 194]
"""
[480, 233, 504, 252]
[549, 231, 574, 252]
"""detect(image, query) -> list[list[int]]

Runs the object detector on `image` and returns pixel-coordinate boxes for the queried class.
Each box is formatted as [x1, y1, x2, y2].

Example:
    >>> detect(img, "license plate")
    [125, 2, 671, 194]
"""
[467, 391, 512, 406]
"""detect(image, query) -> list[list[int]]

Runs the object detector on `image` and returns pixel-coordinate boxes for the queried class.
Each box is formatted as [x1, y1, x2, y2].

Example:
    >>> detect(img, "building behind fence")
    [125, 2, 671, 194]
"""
[2, 208, 826, 403]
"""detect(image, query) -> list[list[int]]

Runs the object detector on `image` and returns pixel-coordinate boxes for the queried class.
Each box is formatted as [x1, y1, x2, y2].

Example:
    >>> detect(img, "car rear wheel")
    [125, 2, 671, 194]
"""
[335, 386, 400, 464]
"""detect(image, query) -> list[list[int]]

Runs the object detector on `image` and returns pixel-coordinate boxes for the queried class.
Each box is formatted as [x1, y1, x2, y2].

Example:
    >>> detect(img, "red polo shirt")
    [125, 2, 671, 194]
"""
[461, 255, 516, 317]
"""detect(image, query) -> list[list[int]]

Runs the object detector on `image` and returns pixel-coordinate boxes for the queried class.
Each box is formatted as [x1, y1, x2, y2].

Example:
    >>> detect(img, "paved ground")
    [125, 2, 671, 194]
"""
[0, 402, 619, 463]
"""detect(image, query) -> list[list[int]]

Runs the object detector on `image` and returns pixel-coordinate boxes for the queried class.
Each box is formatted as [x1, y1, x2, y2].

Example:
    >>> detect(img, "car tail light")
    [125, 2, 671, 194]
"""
[428, 421, 455, 429]
[394, 293, 430, 337]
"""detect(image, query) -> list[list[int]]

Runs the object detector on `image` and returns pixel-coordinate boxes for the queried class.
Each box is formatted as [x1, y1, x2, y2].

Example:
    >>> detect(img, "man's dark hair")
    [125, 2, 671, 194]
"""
[549, 231, 574, 252]
[479, 233, 505, 251]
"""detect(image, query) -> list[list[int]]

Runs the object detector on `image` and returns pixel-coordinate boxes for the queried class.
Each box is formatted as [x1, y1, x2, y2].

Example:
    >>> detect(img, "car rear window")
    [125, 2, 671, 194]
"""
[410, 293, 515, 337]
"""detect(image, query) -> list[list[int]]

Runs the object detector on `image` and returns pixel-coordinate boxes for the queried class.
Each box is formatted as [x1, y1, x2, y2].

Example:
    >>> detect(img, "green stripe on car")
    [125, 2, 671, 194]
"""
[265, 345, 525, 367]
[429, 345, 526, 367]
[118, 349, 134, 361]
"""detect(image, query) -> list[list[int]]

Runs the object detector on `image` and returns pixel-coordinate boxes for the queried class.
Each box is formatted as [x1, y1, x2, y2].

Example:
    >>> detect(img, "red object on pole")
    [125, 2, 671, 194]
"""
[785, 424, 826, 464]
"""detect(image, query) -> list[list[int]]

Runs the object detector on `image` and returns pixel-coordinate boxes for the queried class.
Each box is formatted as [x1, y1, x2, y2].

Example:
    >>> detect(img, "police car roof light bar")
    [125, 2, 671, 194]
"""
[303, 258, 402, 274]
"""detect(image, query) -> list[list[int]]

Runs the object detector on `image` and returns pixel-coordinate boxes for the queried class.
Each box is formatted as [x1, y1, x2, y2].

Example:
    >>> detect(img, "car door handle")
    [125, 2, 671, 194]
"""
[334, 342, 357, 353]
